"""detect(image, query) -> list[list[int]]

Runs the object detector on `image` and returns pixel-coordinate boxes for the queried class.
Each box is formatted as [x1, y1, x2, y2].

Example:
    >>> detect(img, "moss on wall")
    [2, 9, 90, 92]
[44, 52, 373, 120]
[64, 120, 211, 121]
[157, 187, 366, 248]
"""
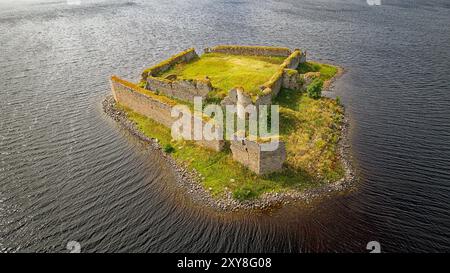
[204, 45, 292, 57]
[111, 75, 178, 106]
[141, 48, 197, 80]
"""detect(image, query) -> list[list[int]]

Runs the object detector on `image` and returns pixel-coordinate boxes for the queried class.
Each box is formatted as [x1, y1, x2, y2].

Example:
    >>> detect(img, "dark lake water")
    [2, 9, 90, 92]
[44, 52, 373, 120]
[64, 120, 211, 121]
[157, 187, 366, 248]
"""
[1, 0, 449, 252]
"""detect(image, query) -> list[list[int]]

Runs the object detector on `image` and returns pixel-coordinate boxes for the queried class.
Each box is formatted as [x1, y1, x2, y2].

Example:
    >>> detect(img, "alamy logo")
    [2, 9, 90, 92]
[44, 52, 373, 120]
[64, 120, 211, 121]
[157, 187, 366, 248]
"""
[171, 97, 280, 151]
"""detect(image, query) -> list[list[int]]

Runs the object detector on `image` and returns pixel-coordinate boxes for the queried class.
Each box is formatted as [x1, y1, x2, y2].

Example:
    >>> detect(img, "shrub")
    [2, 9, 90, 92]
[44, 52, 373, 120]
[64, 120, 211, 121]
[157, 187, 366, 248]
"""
[137, 81, 146, 88]
[232, 186, 257, 201]
[307, 78, 323, 99]
[163, 144, 175, 153]
[336, 96, 341, 105]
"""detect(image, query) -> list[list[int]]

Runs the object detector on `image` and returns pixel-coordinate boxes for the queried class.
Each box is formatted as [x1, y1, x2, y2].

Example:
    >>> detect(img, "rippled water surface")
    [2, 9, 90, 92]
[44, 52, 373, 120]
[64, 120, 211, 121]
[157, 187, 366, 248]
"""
[1, 0, 449, 252]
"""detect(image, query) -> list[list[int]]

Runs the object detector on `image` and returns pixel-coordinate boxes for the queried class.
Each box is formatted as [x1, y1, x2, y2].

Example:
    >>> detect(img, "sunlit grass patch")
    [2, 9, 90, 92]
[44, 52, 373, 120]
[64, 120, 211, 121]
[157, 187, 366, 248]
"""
[274, 88, 345, 181]
[297, 61, 338, 82]
[159, 53, 285, 97]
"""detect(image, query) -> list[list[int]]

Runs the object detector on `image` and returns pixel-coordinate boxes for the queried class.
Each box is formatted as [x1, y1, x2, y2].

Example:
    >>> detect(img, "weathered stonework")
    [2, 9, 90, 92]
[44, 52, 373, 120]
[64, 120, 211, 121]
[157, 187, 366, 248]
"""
[221, 49, 306, 108]
[146, 76, 213, 102]
[204, 45, 292, 57]
[282, 69, 304, 91]
[230, 138, 286, 175]
[141, 48, 213, 102]
[282, 49, 304, 69]
[257, 49, 305, 98]
[141, 48, 198, 80]
[111, 76, 176, 128]
[110, 76, 224, 152]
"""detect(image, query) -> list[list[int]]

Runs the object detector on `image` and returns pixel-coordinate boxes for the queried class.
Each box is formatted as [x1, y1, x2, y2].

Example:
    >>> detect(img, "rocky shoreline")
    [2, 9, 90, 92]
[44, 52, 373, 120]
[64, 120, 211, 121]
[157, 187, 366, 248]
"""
[102, 79, 356, 212]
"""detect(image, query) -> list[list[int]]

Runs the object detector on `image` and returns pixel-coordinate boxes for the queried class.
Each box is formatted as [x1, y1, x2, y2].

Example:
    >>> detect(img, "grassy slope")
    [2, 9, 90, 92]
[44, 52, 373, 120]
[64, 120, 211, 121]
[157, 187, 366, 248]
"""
[297, 61, 338, 82]
[159, 53, 285, 98]
[123, 62, 344, 201]
[274, 91, 344, 182]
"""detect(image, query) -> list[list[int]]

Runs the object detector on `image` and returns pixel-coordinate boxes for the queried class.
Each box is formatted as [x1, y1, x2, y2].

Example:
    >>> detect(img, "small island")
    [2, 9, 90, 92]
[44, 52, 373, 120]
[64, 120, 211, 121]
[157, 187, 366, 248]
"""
[104, 45, 354, 211]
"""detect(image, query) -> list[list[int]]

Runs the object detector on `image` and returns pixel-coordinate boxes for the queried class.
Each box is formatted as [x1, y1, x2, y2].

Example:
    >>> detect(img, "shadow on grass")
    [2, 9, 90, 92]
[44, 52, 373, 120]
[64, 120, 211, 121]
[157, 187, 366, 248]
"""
[264, 164, 318, 190]
[274, 88, 304, 136]
[297, 61, 338, 82]
[273, 88, 304, 111]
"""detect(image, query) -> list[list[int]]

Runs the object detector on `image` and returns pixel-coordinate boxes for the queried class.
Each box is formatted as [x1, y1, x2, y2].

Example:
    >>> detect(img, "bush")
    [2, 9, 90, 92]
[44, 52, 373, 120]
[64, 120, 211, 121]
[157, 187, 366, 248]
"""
[307, 78, 323, 99]
[163, 144, 175, 153]
[232, 186, 257, 201]
[137, 81, 146, 88]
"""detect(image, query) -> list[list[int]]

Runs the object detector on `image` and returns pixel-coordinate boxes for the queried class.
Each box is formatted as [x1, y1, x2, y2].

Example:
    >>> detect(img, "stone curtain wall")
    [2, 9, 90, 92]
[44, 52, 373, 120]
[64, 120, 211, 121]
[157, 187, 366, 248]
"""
[141, 48, 213, 102]
[111, 76, 176, 128]
[146, 77, 213, 102]
[204, 45, 292, 57]
[141, 48, 198, 80]
[260, 50, 304, 94]
[144, 47, 305, 106]
[110, 76, 224, 151]
[281, 49, 304, 69]
[253, 49, 306, 105]
[230, 139, 287, 175]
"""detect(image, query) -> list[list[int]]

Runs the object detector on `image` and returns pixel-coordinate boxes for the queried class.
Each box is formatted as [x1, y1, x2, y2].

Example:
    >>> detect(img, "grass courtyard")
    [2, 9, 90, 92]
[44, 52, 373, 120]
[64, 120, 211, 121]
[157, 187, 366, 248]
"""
[159, 53, 286, 99]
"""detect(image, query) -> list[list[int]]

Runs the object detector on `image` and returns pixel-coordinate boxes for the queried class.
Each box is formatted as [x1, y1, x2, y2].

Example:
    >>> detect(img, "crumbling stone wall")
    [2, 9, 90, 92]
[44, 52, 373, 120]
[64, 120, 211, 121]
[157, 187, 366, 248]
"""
[281, 49, 304, 69]
[254, 49, 306, 104]
[146, 76, 212, 102]
[111, 76, 176, 128]
[204, 45, 292, 57]
[221, 49, 307, 121]
[144, 47, 306, 105]
[230, 138, 286, 174]
[259, 69, 284, 100]
[282, 69, 304, 91]
[141, 48, 198, 80]
[110, 76, 224, 151]
[220, 70, 284, 109]
[141, 48, 213, 102]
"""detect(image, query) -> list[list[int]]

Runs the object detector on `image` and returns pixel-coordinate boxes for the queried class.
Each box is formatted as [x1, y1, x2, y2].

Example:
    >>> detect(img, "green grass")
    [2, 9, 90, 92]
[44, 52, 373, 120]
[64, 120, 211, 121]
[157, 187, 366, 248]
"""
[163, 144, 175, 153]
[297, 61, 338, 82]
[159, 53, 285, 98]
[274, 89, 345, 182]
